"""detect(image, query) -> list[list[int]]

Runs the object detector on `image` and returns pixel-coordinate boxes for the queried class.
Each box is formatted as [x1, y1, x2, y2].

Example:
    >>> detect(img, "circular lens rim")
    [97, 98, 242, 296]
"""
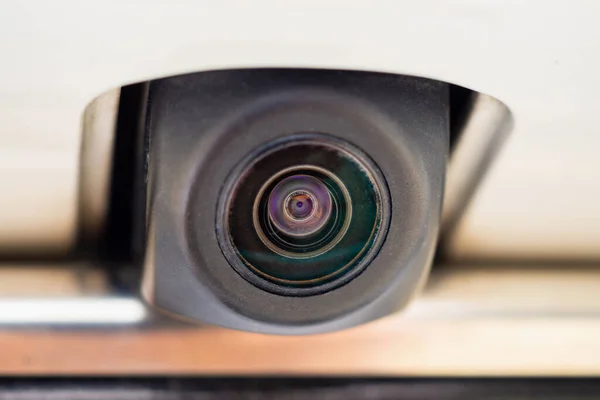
[216, 133, 391, 296]
[253, 165, 353, 259]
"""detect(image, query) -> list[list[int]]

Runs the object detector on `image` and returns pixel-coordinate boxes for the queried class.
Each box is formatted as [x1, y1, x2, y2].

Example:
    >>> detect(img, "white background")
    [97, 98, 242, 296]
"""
[1, 0, 599, 259]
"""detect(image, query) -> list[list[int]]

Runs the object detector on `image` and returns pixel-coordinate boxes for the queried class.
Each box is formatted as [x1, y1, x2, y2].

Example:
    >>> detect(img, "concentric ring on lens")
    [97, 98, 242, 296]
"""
[253, 165, 352, 259]
[217, 133, 390, 295]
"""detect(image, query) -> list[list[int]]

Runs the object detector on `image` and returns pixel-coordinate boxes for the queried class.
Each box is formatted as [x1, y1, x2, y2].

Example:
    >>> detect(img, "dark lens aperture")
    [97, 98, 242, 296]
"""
[220, 134, 389, 295]
[286, 192, 312, 220]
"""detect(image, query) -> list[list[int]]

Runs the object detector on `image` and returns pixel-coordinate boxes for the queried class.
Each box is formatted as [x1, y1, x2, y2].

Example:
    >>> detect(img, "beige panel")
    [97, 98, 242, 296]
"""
[1, 1, 600, 259]
[0, 265, 107, 296]
[0, 150, 77, 255]
[447, 131, 600, 261]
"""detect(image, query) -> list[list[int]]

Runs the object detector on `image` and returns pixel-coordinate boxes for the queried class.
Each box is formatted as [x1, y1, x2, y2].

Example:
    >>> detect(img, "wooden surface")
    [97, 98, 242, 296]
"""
[0, 265, 599, 375]
[2, 317, 600, 375]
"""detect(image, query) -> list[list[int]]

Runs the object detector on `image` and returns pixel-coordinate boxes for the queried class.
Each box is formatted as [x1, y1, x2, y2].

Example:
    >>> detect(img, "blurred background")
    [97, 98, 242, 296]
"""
[1, 0, 600, 378]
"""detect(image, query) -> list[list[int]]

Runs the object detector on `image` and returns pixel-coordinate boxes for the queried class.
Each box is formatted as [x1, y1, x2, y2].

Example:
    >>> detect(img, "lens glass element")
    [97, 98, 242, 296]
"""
[285, 191, 314, 220]
[268, 174, 331, 237]
[218, 134, 389, 295]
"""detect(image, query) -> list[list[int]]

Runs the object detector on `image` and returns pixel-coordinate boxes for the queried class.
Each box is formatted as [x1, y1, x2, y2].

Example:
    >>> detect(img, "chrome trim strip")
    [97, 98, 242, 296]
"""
[78, 88, 121, 245]
[441, 93, 513, 235]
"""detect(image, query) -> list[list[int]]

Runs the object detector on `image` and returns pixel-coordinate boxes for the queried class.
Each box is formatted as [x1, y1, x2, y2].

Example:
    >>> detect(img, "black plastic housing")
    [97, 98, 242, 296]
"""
[141, 69, 449, 334]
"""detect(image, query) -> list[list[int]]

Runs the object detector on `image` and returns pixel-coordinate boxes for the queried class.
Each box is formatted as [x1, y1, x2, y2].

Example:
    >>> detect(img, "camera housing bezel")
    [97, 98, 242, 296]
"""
[142, 69, 448, 334]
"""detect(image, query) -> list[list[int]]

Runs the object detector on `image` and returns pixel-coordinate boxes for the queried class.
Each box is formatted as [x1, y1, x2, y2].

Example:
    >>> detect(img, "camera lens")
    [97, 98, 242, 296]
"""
[254, 167, 351, 259]
[267, 174, 332, 237]
[218, 133, 390, 295]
